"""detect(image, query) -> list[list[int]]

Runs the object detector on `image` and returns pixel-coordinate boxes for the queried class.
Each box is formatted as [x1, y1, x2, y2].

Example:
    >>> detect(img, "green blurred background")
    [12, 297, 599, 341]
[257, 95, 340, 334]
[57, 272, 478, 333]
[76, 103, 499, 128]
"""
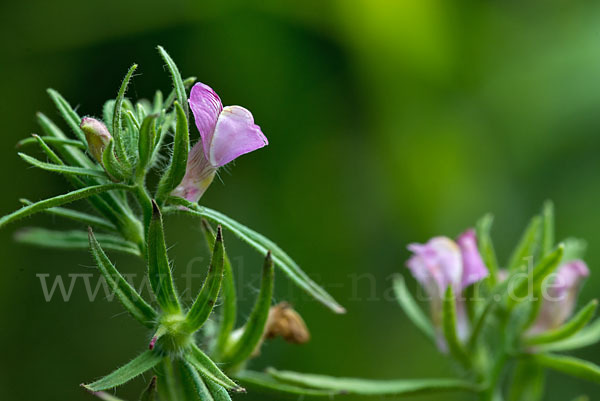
[1, 0, 599, 400]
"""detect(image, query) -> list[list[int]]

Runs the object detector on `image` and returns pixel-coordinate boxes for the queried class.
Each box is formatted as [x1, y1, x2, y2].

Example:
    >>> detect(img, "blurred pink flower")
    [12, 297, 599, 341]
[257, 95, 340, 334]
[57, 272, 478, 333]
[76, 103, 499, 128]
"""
[172, 83, 268, 202]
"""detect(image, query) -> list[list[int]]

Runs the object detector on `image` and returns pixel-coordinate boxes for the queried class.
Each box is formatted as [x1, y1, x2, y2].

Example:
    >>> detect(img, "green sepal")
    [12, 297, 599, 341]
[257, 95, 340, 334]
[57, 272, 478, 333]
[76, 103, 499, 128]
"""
[88, 227, 158, 327]
[540, 200, 554, 257]
[19, 152, 107, 179]
[164, 199, 345, 314]
[102, 139, 128, 182]
[524, 300, 598, 346]
[476, 213, 499, 285]
[184, 226, 225, 333]
[103, 99, 116, 133]
[112, 64, 138, 169]
[152, 91, 163, 114]
[157, 46, 188, 118]
[205, 378, 233, 401]
[46, 88, 87, 144]
[532, 353, 600, 384]
[155, 102, 189, 203]
[442, 286, 471, 369]
[137, 114, 158, 176]
[83, 350, 163, 392]
[17, 136, 86, 150]
[562, 237, 587, 263]
[0, 183, 132, 229]
[536, 318, 600, 352]
[19, 199, 116, 232]
[507, 215, 542, 271]
[265, 368, 480, 395]
[392, 274, 436, 344]
[235, 370, 337, 397]
[222, 252, 274, 369]
[179, 359, 213, 401]
[16, 227, 140, 256]
[201, 220, 237, 358]
[508, 360, 545, 401]
[139, 376, 157, 401]
[185, 344, 243, 392]
[147, 201, 181, 313]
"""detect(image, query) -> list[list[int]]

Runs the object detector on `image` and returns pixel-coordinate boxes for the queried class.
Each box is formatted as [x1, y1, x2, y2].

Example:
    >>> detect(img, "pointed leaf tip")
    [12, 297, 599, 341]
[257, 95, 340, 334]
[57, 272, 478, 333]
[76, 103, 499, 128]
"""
[151, 200, 161, 218]
[216, 225, 223, 242]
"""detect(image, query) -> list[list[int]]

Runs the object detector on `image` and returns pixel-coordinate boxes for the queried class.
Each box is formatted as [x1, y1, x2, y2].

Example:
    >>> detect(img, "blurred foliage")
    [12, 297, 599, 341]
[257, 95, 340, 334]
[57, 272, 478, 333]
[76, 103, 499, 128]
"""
[1, 0, 599, 400]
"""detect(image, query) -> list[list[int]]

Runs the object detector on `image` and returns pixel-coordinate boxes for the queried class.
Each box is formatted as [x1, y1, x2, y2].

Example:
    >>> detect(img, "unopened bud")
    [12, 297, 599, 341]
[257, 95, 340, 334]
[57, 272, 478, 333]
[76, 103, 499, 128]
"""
[80, 117, 111, 163]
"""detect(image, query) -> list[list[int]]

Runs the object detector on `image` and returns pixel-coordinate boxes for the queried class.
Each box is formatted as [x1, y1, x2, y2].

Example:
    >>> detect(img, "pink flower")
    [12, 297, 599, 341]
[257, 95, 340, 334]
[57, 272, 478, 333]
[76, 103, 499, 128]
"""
[171, 83, 268, 202]
[527, 260, 590, 335]
[406, 229, 488, 351]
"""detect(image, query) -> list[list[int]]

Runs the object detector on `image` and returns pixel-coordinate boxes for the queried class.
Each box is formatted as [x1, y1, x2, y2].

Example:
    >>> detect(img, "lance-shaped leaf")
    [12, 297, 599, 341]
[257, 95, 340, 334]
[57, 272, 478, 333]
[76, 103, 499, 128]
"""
[235, 370, 338, 397]
[36, 111, 94, 168]
[17, 136, 85, 150]
[0, 183, 131, 229]
[147, 201, 181, 314]
[540, 201, 554, 258]
[537, 318, 600, 352]
[524, 300, 598, 346]
[155, 102, 189, 203]
[83, 350, 163, 392]
[443, 286, 471, 368]
[137, 114, 158, 175]
[508, 360, 545, 401]
[17, 227, 140, 256]
[265, 368, 480, 395]
[392, 275, 436, 344]
[185, 344, 243, 392]
[19, 152, 107, 179]
[205, 378, 233, 401]
[29, 135, 75, 166]
[533, 354, 600, 384]
[222, 252, 274, 368]
[179, 360, 212, 401]
[184, 226, 225, 332]
[88, 228, 157, 326]
[112, 64, 138, 168]
[510, 244, 564, 305]
[164, 199, 345, 314]
[201, 220, 236, 357]
[139, 376, 157, 401]
[47, 88, 87, 144]
[157, 46, 188, 118]
[507, 215, 542, 271]
[19, 199, 116, 232]
[476, 213, 499, 285]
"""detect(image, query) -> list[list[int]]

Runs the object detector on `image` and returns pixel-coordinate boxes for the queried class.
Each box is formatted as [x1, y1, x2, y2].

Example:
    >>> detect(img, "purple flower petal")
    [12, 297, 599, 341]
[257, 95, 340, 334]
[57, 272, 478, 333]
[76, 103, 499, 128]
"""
[456, 229, 489, 290]
[170, 141, 217, 203]
[208, 106, 268, 167]
[189, 82, 223, 160]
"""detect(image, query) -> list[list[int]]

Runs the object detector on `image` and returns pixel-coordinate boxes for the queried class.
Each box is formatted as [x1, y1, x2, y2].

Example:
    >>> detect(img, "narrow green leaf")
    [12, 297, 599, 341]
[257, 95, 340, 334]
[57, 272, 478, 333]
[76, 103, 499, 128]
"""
[476, 213, 499, 285]
[46, 88, 87, 144]
[152, 90, 163, 114]
[235, 370, 337, 397]
[185, 344, 243, 392]
[266, 368, 480, 395]
[222, 252, 274, 368]
[19, 199, 116, 231]
[102, 140, 127, 182]
[179, 360, 213, 401]
[508, 360, 545, 401]
[30, 134, 64, 165]
[112, 64, 138, 168]
[205, 379, 233, 401]
[157, 46, 188, 118]
[392, 274, 436, 343]
[537, 318, 600, 352]
[164, 77, 197, 110]
[139, 376, 157, 401]
[540, 201, 554, 257]
[510, 244, 564, 304]
[533, 354, 600, 384]
[19, 152, 107, 178]
[0, 183, 131, 229]
[201, 220, 237, 358]
[155, 102, 189, 203]
[525, 300, 598, 346]
[83, 350, 163, 391]
[16, 227, 140, 256]
[88, 228, 157, 327]
[443, 287, 471, 368]
[164, 199, 345, 314]
[137, 115, 158, 175]
[184, 226, 225, 332]
[17, 136, 86, 150]
[36, 111, 94, 168]
[507, 215, 542, 271]
[150, 111, 174, 165]
[147, 201, 181, 313]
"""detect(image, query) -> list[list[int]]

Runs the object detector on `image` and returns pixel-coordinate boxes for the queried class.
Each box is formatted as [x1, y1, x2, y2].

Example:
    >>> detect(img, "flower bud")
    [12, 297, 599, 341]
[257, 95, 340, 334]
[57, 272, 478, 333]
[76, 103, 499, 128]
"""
[263, 302, 310, 344]
[80, 117, 111, 163]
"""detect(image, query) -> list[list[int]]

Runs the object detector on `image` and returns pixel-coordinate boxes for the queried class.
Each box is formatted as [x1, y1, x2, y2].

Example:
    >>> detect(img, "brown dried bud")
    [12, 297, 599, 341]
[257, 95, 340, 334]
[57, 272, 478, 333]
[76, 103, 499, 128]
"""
[264, 302, 310, 344]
